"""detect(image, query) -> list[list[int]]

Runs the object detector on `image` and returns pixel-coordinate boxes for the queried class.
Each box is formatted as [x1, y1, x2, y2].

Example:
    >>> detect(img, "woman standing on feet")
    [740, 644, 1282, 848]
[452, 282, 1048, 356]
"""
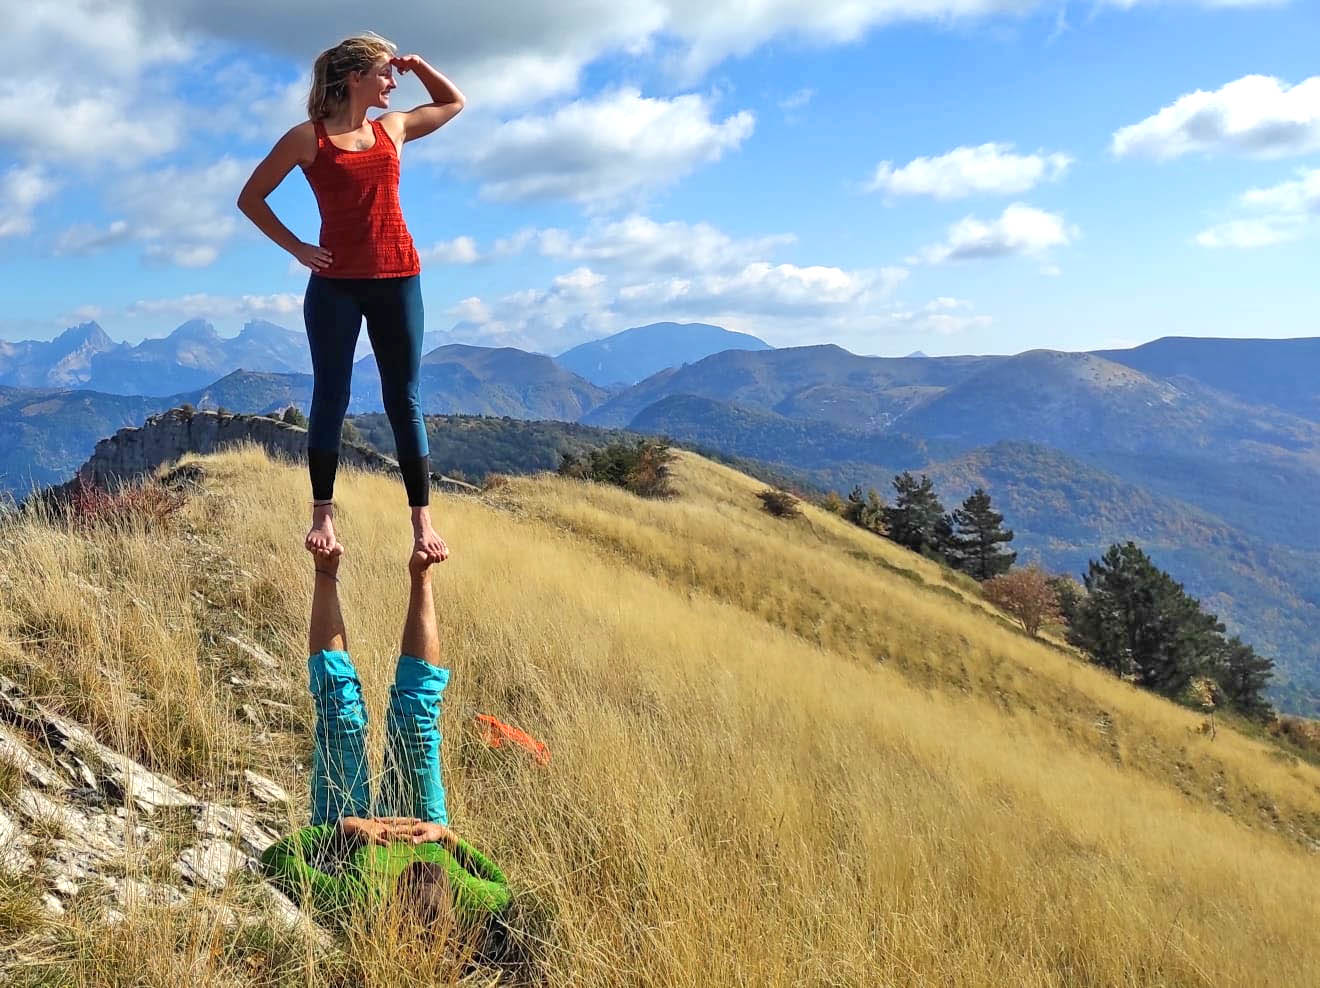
[238, 33, 463, 560]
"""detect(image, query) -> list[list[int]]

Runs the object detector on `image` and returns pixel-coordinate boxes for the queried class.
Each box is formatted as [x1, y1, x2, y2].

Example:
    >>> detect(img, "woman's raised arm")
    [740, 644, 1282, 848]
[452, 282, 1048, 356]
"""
[382, 55, 464, 146]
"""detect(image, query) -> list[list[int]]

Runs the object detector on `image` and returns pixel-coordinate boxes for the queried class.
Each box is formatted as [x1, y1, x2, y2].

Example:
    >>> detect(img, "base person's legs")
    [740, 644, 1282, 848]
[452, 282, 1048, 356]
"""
[306, 546, 371, 824]
[303, 274, 366, 554]
[379, 550, 449, 824]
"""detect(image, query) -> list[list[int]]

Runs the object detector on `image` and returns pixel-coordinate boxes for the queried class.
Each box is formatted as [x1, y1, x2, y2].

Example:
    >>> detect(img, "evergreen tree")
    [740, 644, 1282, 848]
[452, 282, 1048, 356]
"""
[1069, 542, 1224, 698]
[1046, 574, 1085, 629]
[885, 472, 951, 561]
[843, 485, 886, 535]
[282, 405, 309, 428]
[949, 487, 1016, 580]
[1212, 636, 1275, 721]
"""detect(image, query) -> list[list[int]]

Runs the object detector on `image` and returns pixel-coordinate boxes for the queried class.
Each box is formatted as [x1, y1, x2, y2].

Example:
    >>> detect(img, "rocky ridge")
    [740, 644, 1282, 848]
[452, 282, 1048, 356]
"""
[43, 407, 475, 499]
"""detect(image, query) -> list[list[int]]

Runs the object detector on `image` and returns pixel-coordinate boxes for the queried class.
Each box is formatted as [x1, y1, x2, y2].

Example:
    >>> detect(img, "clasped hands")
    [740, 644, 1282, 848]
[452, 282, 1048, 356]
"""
[338, 815, 456, 847]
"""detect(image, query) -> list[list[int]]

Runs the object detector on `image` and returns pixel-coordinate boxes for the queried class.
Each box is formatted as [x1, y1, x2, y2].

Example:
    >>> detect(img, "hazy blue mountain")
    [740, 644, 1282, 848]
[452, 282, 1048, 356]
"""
[628, 393, 935, 473]
[1094, 336, 1320, 423]
[892, 349, 1320, 456]
[0, 385, 168, 492]
[555, 322, 772, 387]
[584, 344, 998, 429]
[86, 319, 312, 395]
[0, 322, 123, 388]
[353, 344, 608, 420]
[187, 370, 314, 413]
[0, 319, 312, 397]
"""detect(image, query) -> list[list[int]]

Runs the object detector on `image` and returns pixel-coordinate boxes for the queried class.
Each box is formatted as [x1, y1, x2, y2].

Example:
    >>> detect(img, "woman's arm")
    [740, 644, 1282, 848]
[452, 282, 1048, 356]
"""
[236, 125, 332, 271]
[383, 55, 465, 145]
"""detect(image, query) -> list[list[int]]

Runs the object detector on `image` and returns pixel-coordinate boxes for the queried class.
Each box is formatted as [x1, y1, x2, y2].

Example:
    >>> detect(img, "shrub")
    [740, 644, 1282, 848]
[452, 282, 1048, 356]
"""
[341, 419, 366, 447]
[983, 565, 1062, 638]
[63, 478, 186, 534]
[757, 489, 802, 518]
[559, 440, 676, 499]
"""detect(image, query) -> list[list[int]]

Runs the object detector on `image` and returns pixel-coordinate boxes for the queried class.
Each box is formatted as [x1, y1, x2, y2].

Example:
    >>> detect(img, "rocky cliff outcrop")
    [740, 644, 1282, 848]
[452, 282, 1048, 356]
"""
[43, 408, 474, 498]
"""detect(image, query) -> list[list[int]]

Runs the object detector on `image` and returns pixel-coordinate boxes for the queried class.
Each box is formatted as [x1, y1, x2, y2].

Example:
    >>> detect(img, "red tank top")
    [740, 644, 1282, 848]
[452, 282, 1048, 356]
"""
[303, 117, 421, 279]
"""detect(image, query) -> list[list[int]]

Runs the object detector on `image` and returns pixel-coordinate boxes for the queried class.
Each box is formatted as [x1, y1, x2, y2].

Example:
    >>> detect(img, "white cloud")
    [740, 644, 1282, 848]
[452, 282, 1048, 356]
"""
[434, 88, 754, 205]
[1112, 75, 1320, 160]
[54, 157, 254, 267]
[419, 236, 482, 264]
[1194, 218, 1302, 248]
[778, 88, 814, 122]
[1240, 168, 1320, 213]
[490, 215, 796, 274]
[1, 1, 190, 166]
[1194, 167, 1320, 248]
[868, 143, 1072, 199]
[125, 292, 303, 320]
[882, 297, 993, 336]
[614, 262, 906, 318]
[915, 203, 1076, 263]
[54, 220, 133, 256]
[0, 165, 57, 238]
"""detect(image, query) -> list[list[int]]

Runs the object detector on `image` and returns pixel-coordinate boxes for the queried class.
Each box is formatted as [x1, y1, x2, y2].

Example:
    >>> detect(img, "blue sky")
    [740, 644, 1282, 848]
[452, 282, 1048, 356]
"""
[2, 0, 1317, 356]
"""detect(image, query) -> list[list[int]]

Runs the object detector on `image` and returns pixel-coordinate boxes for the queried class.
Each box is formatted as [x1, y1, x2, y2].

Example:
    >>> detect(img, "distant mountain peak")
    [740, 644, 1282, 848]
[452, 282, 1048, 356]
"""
[237, 319, 296, 340]
[167, 319, 218, 342]
[556, 321, 773, 387]
[905, 350, 929, 359]
[55, 321, 114, 349]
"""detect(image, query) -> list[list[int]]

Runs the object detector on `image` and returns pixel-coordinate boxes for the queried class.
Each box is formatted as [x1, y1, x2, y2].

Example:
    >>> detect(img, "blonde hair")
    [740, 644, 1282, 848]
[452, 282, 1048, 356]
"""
[307, 32, 398, 120]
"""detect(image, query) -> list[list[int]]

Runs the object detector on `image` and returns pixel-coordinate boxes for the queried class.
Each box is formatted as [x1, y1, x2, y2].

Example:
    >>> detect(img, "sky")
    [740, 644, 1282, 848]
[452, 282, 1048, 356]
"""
[1, 0, 1317, 357]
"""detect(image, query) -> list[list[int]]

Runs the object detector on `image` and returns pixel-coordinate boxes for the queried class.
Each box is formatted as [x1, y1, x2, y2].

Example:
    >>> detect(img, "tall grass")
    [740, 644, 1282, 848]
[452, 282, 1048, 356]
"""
[0, 444, 1317, 986]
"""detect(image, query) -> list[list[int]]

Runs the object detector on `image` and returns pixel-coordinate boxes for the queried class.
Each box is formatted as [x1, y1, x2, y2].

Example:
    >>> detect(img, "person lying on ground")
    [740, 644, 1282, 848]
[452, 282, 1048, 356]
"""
[260, 545, 509, 932]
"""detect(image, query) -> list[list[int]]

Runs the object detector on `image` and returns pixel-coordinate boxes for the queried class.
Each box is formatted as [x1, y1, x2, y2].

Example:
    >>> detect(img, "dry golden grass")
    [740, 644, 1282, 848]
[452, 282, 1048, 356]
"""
[0, 443, 1317, 986]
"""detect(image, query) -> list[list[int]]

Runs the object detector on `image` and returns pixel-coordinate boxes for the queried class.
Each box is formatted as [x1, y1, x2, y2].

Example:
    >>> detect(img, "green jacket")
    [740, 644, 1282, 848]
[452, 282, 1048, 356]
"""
[259, 824, 511, 926]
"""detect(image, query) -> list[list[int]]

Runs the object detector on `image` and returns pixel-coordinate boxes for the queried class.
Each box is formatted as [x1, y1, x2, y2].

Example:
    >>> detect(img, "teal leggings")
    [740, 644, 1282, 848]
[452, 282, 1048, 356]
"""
[307, 649, 449, 826]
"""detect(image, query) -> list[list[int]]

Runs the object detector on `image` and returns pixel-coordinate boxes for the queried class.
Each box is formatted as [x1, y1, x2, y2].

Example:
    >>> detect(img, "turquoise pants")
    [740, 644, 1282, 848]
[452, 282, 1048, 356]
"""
[307, 649, 450, 826]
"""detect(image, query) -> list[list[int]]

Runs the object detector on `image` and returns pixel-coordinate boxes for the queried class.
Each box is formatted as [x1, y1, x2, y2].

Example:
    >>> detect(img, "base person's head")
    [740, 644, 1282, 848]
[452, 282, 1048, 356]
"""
[396, 860, 454, 932]
[308, 32, 398, 120]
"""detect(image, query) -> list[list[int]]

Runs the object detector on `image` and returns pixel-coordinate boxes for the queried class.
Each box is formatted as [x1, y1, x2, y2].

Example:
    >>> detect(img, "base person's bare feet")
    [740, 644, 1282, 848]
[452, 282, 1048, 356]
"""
[411, 506, 449, 563]
[307, 501, 338, 554]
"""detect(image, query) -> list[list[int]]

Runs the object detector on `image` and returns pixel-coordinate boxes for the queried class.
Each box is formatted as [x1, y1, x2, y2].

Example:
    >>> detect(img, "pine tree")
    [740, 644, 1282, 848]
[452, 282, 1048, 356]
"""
[1069, 542, 1224, 697]
[843, 485, 886, 535]
[885, 472, 951, 561]
[1212, 636, 1275, 721]
[282, 405, 309, 428]
[949, 487, 1016, 580]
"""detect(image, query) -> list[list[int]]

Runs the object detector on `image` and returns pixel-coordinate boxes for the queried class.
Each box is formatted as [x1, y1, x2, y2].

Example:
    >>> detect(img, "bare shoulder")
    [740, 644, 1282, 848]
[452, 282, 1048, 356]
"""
[377, 112, 406, 151]
[278, 120, 318, 169]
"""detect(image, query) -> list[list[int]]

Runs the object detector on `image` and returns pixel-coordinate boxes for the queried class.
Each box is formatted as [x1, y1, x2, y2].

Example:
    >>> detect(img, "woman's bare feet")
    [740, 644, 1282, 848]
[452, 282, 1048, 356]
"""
[411, 506, 449, 563]
[306, 501, 338, 554]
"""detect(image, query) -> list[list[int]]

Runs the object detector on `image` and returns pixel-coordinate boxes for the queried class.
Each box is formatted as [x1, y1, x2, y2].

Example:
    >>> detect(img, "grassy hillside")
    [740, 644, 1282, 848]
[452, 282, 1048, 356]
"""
[1, 446, 1318, 985]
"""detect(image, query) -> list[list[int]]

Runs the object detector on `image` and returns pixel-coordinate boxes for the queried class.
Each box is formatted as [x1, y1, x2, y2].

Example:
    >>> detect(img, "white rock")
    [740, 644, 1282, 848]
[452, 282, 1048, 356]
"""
[175, 838, 254, 890]
[243, 770, 290, 806]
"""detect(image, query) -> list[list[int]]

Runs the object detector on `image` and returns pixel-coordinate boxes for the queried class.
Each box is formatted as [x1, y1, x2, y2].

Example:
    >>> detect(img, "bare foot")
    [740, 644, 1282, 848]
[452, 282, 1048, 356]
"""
[407, 548, 435, 579]
[313, 543, 344, 578]
[306, 502, 338, 555]
[410, 507, 449, 563]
